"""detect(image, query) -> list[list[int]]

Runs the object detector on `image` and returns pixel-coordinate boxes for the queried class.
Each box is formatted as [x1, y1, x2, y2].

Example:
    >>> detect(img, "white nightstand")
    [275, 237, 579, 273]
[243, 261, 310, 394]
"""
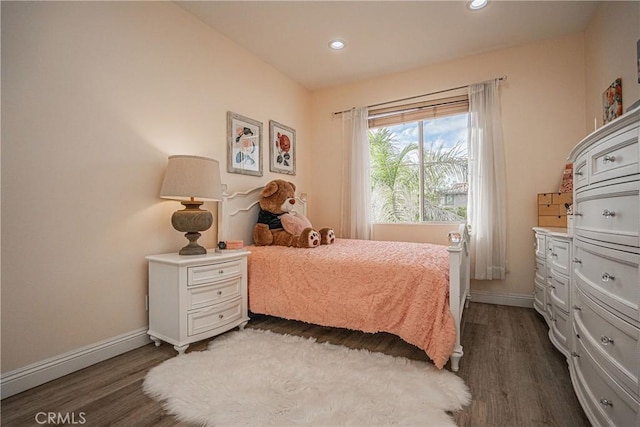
[145, 250, 250, 354]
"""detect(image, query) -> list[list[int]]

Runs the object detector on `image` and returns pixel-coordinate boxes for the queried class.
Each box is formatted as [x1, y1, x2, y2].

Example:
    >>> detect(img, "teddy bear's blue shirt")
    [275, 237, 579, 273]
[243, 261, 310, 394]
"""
[257, 208, 284, 230]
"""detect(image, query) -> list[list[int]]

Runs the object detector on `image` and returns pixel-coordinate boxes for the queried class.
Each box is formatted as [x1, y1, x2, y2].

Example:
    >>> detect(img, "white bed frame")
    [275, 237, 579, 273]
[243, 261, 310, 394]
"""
[219, 187, 471, 371]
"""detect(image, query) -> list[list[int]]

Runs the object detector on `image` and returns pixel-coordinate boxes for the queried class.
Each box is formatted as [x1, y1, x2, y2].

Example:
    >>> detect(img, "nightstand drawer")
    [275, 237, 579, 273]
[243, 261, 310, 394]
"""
[188, 297, 243, 336]
[187, 276, 242, 310]
[188, 260, 242, 287]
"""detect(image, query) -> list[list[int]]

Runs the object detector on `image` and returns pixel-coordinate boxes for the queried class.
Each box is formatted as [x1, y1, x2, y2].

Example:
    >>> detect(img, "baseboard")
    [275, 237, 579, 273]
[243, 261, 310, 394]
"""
[1, 327, 151, 399]
[470, 290, 534, 308]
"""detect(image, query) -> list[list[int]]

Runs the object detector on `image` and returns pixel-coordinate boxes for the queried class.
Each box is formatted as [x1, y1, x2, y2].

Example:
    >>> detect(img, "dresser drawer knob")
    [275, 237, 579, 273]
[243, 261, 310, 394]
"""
[599, 398, 613, 407]
[573, 258, 582, 264]
[218, 269, 224, 274]
[218, 314, 224, 319]
[572, 305, 581, 311]
[600, 335, 614, 346]
[602, 155, 616, 164]
[601, 272, 615, 282]
[575, 171, 583, 176]
[602, 209, 616, 218]
[217, 290, 223, 296]
[571, 351, 580, 358]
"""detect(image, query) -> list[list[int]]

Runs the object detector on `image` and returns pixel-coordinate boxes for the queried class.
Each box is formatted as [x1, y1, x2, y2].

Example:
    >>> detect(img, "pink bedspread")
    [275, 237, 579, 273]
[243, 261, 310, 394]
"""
[247, 239, 456, 368]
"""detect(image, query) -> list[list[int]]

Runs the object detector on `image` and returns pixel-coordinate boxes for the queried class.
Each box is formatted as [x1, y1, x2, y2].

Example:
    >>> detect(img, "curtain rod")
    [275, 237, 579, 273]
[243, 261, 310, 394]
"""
[332, 75, 507, 116]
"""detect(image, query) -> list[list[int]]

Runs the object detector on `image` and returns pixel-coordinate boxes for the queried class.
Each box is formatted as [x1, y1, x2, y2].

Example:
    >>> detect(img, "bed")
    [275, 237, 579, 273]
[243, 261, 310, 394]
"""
[219, 187, 471, 371]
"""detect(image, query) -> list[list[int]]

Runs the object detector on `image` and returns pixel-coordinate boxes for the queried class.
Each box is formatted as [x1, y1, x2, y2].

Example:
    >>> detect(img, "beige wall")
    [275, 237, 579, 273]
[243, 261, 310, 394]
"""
[584, 1, 640, 129]
[310, 34, 588, 298]
[1, 2, 311, 372]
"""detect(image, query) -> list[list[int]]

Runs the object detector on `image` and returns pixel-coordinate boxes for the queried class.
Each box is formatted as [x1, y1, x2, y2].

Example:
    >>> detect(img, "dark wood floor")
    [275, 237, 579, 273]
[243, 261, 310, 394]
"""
[1, 302, 590, 426]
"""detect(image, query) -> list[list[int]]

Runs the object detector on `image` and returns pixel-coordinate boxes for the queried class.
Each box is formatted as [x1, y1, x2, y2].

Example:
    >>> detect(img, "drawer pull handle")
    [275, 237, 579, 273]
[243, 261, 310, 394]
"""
[572, 305, 581, 311]
[600, 335, 614, 346]
[602, 209, 615, 218]
[218, 269, 224, 274]
[602, 155, 616, 164]
[217, 290, 223, 296]
[571, 351, 580, 358]
[601, 272, 615, 282]
[575, 171, 583, 177]
[599, 398, 613, 407]
[573, 258, 581, 264]
[218, 314, 224, 319]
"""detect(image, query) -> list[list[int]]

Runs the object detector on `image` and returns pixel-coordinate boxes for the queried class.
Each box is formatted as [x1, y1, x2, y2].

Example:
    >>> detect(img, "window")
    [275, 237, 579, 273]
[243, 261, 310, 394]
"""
[368, 95, 469, 223]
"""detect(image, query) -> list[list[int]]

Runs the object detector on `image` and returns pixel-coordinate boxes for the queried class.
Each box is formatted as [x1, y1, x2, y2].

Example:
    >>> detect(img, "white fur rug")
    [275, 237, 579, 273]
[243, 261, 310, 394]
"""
[143, 329, 470, 426]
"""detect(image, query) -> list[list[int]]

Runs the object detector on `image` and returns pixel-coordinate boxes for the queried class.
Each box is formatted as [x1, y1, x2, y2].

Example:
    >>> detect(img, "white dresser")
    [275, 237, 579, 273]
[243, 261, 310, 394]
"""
[146, 250, 250, 354]
[533, 227, 572, 357]
[567, 107, 639, 427]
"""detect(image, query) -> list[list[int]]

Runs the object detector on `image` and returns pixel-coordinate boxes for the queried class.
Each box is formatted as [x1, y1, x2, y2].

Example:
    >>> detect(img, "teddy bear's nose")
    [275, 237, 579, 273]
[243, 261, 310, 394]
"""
[289, 199, 295, 205]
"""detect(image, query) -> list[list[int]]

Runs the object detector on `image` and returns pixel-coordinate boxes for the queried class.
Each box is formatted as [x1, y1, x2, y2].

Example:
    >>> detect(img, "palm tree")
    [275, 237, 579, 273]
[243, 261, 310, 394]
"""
[421, 138, 468, 221]
[369, 128, 419, 222]
[369, 126, 468, 222]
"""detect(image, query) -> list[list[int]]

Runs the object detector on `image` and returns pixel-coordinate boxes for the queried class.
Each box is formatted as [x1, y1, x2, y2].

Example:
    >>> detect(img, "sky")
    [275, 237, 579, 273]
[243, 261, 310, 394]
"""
[387, 113, 468, 152]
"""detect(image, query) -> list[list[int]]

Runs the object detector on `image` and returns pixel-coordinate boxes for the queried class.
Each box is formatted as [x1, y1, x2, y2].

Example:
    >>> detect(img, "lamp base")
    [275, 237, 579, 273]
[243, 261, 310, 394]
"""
[171, 201, 213, 256]
[179, 232, 207, 255]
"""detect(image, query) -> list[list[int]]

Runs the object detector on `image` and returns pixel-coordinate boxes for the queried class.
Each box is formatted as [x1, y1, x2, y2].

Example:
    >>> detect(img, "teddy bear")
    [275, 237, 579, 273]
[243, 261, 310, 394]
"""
[253, 179, 335, 248]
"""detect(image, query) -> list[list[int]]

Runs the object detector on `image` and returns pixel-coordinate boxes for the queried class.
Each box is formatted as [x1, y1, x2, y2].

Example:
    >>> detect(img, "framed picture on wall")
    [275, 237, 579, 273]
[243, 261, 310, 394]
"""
[269, 120, 296, 175]
[227, 112, 263, 176]
[602, 78, 623, 124]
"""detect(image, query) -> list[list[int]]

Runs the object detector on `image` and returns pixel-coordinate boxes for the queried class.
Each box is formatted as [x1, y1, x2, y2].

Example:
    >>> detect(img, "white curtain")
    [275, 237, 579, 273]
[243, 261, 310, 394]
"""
[467, 80, 507, 280]
[340, 107, 371, 239]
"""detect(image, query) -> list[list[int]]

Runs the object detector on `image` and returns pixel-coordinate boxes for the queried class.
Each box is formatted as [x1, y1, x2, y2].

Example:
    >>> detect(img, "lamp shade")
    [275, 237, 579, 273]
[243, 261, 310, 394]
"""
[160, 155, 223, 202]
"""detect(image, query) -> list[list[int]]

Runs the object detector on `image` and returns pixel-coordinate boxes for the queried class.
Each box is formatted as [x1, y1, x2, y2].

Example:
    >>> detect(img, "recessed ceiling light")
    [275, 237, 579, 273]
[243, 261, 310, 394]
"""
[328, 40, 345, 50]
[468, 0, 488, 10]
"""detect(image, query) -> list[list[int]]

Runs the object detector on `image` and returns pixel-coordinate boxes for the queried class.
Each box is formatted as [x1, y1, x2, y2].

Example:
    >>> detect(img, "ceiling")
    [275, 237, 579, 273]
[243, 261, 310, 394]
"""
[176, 1, 600, 91]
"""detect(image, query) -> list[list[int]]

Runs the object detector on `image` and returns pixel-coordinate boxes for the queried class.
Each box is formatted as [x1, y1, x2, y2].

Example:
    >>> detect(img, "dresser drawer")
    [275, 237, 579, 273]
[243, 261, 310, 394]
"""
[549, 237, 571, 276]
[550, 306, 570, 356]
[549, 270, 569, 312]
[589, 124, 638, 185]
[187, 297, 243, 337]
[533, 279, 546, 316]
[535, 232, 547, 259]
[188, 259, 242, 287]
[187, 276, 242, 310]
[574, 151, 589, 190]
[574, 180, 639, 247]
[535, 257, 546, 283]
[574, 237, 639, 326]
[572, 337, 639, 427]
[574, 288, 639, 398]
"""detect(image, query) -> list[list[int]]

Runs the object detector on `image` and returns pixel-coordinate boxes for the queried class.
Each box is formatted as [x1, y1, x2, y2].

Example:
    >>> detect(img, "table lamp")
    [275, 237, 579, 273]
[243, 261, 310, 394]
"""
[160, 155, 223, 255]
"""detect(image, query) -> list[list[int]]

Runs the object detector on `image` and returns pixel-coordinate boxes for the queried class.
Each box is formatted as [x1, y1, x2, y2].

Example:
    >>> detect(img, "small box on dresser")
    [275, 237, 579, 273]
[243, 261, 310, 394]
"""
[567, 106, 639, 427]
[146, 250, 250, 354]
[538, 192, 573, 228]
